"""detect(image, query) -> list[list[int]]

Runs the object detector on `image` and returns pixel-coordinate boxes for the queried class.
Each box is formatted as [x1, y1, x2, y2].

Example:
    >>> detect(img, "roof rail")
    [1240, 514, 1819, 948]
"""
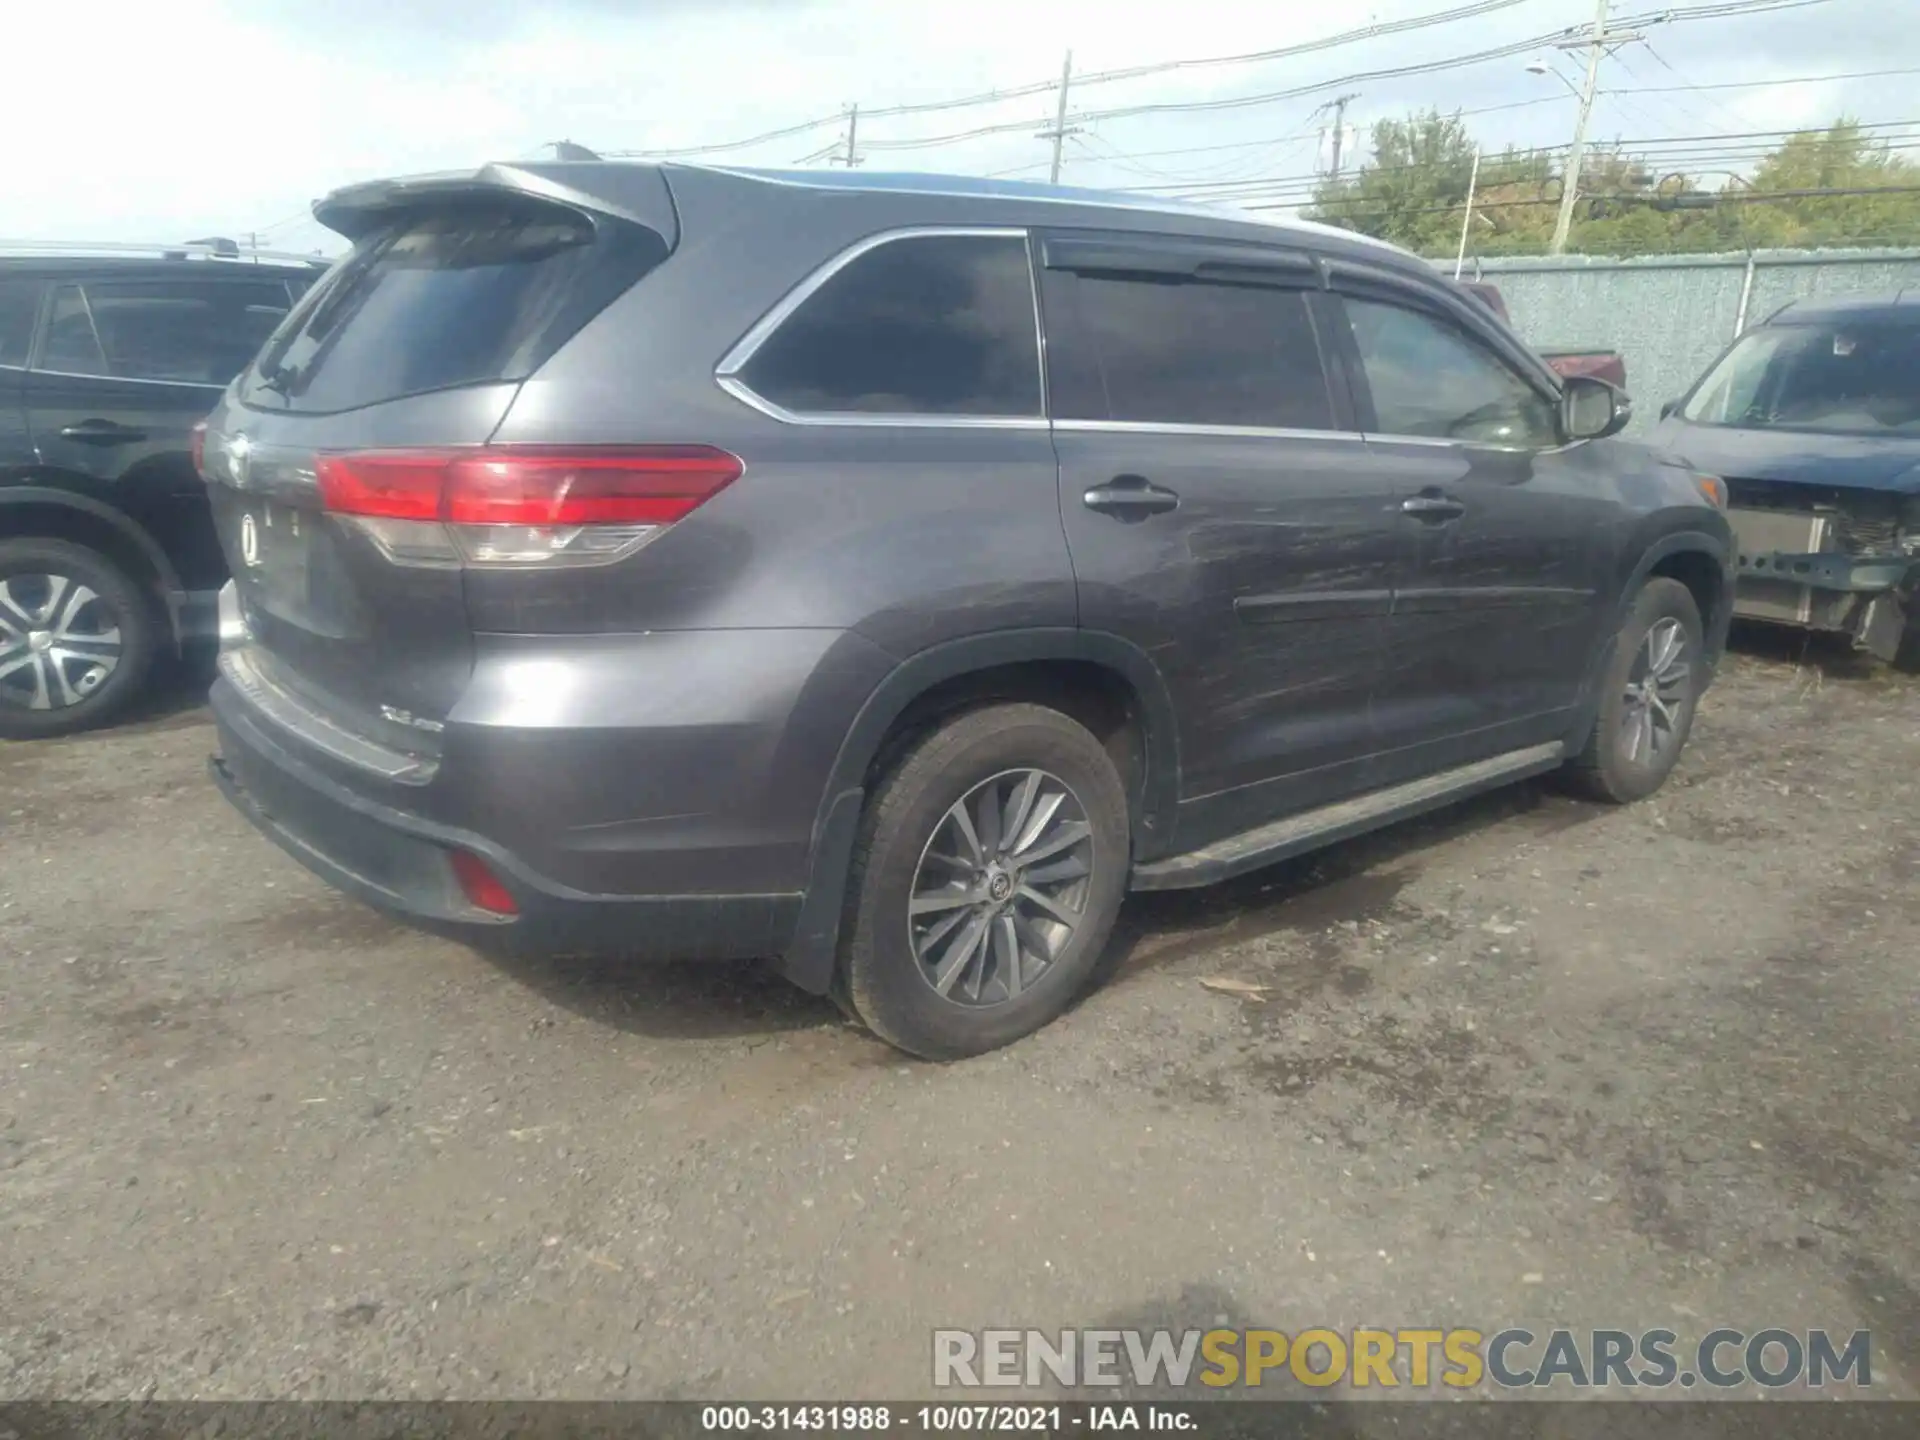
[0, 238, 332, 267]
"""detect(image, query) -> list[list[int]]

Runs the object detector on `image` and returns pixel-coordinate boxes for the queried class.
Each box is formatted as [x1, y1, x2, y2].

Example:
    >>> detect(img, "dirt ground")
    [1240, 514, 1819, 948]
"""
[1, 632, 1916, 1405]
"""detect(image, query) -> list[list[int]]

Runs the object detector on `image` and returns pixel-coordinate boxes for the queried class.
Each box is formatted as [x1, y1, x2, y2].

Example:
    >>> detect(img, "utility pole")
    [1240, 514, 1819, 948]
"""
[834, 104, 862, 166]
[1038, 51, 1079, 184]
[1325, 93, 1360, 181]
[1549, 0, 1640, 254]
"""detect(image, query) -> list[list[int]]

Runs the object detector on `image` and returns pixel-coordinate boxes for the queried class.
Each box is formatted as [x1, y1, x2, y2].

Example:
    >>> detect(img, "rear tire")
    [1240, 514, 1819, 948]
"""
[1565, 577, 1704, 804]
[0, 538, 157, 740]
[839, 704, 1131, 1060]
[1889, 612, 1920, 675]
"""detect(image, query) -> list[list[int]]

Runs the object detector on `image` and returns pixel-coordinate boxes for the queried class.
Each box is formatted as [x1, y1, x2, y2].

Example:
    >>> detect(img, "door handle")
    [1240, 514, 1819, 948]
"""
[1084, 475, 1179, 519]
[1401, 493, 1466, 522]
[58, 420, 148, 445]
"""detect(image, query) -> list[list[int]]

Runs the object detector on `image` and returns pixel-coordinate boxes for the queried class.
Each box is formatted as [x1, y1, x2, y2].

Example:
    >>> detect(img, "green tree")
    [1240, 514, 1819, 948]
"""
[1306, 110, 1920, 258]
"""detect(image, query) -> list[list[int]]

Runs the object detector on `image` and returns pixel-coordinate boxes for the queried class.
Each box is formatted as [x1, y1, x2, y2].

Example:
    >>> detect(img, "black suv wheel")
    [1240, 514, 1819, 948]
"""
[0, 538, 158, 740]
[839, 704, 1131, 1059]
[1566, 577, 1704, 803]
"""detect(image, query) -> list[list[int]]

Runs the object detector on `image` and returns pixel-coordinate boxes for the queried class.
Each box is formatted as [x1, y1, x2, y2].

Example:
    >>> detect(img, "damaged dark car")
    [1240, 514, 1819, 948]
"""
[1653, 291, 1920, 669]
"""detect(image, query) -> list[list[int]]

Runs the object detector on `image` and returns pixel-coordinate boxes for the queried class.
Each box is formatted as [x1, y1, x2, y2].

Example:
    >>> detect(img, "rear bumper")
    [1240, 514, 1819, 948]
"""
[210, 679, 803, 961]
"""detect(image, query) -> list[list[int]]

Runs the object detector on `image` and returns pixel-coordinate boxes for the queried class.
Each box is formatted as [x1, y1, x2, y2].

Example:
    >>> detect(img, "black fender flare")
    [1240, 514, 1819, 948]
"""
[0, 484, 188, 645]
[1562, 524, 1733, 751]
[780, 627, 1182, 994]
[1624, 526, 1734, 645]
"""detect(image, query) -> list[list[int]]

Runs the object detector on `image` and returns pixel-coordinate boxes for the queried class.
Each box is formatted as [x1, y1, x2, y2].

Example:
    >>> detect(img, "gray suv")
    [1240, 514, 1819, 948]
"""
[200, 162, 1735, 1058]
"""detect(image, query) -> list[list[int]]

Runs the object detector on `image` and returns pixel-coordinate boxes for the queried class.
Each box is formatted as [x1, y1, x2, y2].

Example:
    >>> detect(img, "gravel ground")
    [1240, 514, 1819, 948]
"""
[1, 635, 1916, 1404]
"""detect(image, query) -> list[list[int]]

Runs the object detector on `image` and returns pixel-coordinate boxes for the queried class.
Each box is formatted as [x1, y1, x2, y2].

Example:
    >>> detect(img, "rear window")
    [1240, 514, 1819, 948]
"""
[242, 201, 665, 414]
[736, 234, 1042, 418]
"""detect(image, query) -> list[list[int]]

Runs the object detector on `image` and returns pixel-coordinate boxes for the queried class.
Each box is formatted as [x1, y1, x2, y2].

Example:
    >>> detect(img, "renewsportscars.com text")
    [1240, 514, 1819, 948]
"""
[933, 1327, 1872, 1391]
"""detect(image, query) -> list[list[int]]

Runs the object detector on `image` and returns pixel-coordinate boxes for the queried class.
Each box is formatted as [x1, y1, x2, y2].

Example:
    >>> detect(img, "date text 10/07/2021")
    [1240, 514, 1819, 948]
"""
[701, 1405, 1194, 1432]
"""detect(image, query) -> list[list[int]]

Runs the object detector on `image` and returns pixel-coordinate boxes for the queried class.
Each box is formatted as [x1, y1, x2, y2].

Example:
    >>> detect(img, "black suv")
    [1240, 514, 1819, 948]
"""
[0, 247, 321, 737]
[201, 163, 1735, 1058]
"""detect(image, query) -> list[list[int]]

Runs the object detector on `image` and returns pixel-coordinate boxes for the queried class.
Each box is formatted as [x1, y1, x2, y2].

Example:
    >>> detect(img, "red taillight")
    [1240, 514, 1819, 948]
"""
[314, 447, 743, 524]
[315, 451, 453, 520]
[190, 420, 208, 478]
[445, 448, 743, 526]
[449, 849, 518, 916]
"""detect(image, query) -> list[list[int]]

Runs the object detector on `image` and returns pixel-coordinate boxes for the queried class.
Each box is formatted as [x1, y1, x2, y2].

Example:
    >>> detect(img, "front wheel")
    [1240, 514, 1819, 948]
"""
[0, 538, 158, 740]
[1565, 577, 1704, 804]
[838, 704, 1131, 1060]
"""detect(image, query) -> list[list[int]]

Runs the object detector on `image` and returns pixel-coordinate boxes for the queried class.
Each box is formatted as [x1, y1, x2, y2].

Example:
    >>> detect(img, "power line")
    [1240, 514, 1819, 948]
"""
[613, 0, 1536, 158]
[608, 0, 1837, 160]
[1120, 134, 1920, 213]
[1104, 119, 1920, 201]
[1252, 180, 1920, 221]
[839, 0, 1849, 157]
[1048, 70, 1920, 178]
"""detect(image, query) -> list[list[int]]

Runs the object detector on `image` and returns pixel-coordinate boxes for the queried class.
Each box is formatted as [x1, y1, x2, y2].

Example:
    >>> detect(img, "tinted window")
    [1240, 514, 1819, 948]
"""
[1683, 320, 1920, 434]
[245, 203, 665, 414]
[1345, 298, 1557, 448]
[38, 280, 291, 384]
[1047, 274, 1335, 429]
[739, 234, 1041, 417]
[41, 286, 110, 376]
[0, 280, 40, 368]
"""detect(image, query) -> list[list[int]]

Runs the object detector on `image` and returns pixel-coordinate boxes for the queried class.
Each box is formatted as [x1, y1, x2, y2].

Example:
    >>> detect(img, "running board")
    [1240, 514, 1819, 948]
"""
[1130, 742, 1567, 891]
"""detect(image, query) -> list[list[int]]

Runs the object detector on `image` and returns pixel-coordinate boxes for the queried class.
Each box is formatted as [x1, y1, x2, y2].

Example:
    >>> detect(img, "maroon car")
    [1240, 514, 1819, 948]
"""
[1459, 280, 1627, 391]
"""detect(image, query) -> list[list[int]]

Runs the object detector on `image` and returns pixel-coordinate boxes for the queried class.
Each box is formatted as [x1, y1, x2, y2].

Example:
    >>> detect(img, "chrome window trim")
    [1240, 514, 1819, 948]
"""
[1053, 418, 1366, 444]
[1024, 232, 1051, 421]
[24, 366, 226, 390]
[715, 375, 1048, 430]
[714, 226, 1047, 429]
[1356, 431, 1576, 456]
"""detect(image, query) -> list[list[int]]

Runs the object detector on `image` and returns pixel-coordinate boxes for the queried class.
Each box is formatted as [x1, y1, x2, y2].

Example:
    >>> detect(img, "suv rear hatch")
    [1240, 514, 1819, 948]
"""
[201, 166, 683, 767]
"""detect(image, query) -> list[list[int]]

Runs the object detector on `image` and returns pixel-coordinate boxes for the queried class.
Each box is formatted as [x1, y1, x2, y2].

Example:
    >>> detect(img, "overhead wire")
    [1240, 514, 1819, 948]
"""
[605, 0, 1840, 159]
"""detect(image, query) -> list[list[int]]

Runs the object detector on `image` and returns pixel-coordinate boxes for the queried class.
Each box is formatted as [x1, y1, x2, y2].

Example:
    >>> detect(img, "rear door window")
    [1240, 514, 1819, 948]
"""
[0, 279, 41, 369]
[735, 234, 1042, 418]
[243, 202, 666, 414]
[39, 278, 294, 385]
[1041, 269, 1336, 430]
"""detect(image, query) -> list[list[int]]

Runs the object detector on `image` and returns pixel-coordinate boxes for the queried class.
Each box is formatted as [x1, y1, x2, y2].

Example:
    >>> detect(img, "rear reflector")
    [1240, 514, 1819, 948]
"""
[449, 849, 519, 916]
[315, 447, 743, 524]
[190, 420, 208, 478]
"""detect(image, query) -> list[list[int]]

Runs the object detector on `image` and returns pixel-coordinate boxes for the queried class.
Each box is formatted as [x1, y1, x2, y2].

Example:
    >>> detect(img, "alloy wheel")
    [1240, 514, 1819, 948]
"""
[1618, 616, 1690, 766]
[0, 574, 124, 712]
[906, 768, 1096, 1008]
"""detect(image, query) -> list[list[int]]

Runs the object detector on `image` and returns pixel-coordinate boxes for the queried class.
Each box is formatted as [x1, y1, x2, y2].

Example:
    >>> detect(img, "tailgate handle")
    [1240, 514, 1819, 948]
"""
[58, 419, 147, 445]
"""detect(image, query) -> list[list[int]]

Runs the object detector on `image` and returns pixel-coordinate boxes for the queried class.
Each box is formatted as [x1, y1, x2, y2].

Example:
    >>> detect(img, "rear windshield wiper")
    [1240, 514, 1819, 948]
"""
[253, 358, 300, 404]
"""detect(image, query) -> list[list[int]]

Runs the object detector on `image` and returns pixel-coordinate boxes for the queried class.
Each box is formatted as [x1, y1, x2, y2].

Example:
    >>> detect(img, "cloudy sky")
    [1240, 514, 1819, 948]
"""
[2, 0, 1911, 253]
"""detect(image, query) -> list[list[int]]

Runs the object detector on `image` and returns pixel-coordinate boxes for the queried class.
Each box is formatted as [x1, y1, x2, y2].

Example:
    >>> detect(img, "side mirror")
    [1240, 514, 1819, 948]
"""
[1659, 398, 1681, 421]
[1562, 375, 1630, 441]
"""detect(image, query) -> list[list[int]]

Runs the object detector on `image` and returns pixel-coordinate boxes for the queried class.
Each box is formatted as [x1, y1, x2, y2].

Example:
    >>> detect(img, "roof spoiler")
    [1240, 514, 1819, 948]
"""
[313, 162, 679, 248]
